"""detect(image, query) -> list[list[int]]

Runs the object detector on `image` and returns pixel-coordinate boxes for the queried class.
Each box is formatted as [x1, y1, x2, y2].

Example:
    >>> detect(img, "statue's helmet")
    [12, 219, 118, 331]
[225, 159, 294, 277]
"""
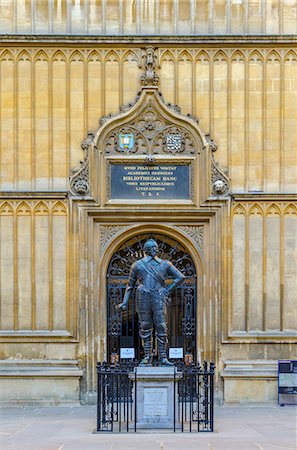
[143, 239, 158, 254]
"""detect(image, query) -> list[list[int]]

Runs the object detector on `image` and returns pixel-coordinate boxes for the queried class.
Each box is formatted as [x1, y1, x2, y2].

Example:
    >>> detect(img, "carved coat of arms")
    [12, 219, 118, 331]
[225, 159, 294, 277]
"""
[166, 133, 182, 152]
[118, 134, 134, 150]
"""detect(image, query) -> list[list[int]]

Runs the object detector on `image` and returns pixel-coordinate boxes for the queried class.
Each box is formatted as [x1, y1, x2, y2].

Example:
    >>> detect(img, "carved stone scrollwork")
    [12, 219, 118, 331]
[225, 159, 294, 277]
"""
[104, 106, 197, 156]
[176, 225, 204, 255]
[119, 91, 141, 113]
[140, 46, 159, 86]
[69, 131, 94, 196]
[205, 134, 218, 152]
[211, 154, 230, 197]
[99, 225, 128, 254]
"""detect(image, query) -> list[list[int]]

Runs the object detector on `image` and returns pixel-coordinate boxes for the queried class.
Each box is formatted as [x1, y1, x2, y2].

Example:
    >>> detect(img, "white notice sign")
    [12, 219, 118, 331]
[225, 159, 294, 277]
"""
[169, 347, 183, 359]
[120, 348, 135, 359]
[143, 388, 167, 417]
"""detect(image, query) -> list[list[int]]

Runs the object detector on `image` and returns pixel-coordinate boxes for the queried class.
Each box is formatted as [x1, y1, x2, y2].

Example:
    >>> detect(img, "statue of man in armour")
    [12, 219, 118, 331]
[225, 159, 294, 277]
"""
[118, 239, 185, 366]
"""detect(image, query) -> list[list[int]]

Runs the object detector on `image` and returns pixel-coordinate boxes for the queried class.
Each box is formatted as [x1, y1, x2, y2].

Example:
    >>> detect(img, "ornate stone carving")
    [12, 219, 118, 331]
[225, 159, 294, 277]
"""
[69, 132, 94, 196]
[211, 154, 230, 197]
[153, 126, 195, 155]
[205, 134, 218, 152]
[68, 45, 231, 199]
[119, 91, 142, 113]
[99, 225, 128, 254]
[105, 126, 147, 155]
[140, 46, 159, 86]
[103, 104, 197, 156]
[176, 226, 204, 254]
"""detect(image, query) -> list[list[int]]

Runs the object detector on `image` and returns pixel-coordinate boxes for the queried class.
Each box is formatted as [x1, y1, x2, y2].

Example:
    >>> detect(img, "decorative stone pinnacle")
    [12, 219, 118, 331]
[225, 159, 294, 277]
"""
[140, 46, 159, 87]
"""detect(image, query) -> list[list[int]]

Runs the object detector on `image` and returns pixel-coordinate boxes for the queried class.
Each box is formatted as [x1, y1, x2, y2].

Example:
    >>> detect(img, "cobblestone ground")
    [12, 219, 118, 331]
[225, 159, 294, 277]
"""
[0, 405, 296, 450]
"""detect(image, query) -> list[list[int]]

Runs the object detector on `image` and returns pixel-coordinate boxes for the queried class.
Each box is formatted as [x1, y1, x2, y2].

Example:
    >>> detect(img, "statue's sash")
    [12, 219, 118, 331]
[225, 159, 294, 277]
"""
[138, 259, 166, 287]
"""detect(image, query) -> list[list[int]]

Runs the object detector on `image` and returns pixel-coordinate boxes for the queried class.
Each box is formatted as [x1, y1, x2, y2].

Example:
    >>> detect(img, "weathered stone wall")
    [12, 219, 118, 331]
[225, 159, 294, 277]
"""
[0, 0, 296, 404]
[1, 0, 297, 35]
[1, 47, 297, 192]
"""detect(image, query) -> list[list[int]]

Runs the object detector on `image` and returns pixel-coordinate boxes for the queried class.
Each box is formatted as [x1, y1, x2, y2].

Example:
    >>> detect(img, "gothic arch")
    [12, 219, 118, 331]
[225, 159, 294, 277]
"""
[99, 223, 205, 279]
[99, 223, 205, 362]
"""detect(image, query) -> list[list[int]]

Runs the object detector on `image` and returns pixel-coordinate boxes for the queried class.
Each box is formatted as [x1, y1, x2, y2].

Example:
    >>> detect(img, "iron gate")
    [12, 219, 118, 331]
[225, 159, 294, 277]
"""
[96, 362, 214, 432]
[106, 233, 197, 363]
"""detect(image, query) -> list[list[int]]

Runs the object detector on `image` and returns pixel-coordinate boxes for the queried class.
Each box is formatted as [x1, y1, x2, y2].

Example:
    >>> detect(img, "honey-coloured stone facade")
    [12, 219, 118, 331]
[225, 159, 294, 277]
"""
[0, 1, 296, 405]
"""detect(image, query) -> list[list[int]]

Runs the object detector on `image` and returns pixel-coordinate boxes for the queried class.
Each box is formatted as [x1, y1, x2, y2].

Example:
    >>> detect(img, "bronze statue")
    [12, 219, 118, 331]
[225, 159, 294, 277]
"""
[118, 238, 185, 366]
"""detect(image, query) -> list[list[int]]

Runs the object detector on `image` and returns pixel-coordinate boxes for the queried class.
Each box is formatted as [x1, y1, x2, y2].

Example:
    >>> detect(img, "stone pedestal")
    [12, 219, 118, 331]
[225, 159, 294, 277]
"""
[129, 366, 180, 429]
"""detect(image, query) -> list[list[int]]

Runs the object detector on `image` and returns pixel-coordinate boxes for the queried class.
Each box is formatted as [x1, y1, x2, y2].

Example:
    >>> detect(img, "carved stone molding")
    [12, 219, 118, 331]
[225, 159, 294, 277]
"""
[68, 45, 231, 198]
[205, 134, 218, 153]
[69, 132, 94, 196]
[140, 46, 159, 87]
[104, 101, 197, 156]
[176, 225, 204, 255]
[99, 225, 128, 254]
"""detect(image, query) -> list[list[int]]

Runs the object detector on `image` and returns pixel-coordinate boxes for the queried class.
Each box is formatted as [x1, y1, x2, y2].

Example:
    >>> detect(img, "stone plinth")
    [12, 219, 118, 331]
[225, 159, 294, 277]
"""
[129, 366, 180, 429]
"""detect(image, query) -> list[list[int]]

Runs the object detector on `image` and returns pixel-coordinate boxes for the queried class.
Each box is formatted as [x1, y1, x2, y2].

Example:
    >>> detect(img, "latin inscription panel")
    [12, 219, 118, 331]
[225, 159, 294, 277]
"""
[110, 163, 190, 200]
[143, 387, 168, 417]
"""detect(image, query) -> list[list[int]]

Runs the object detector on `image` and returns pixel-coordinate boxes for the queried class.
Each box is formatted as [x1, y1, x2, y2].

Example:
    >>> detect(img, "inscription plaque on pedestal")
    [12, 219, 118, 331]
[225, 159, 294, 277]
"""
[143, 387, 167, 417]
[109, 163, 192, 200]
[129, 367, 181, 429]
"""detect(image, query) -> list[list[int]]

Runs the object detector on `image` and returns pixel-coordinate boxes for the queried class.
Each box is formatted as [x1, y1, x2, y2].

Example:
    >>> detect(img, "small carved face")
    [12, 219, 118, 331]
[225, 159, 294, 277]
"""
[144, 239, 158, 257]
[213, 179, 225, 195]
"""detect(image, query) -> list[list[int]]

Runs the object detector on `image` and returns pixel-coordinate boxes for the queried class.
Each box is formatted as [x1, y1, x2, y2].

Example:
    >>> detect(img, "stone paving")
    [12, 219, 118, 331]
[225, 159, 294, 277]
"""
[0, 405, 296, 450]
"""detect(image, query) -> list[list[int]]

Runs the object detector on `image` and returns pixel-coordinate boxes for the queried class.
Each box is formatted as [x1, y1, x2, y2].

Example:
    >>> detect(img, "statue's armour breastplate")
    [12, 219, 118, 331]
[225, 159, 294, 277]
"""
[135, 258, 167, 291]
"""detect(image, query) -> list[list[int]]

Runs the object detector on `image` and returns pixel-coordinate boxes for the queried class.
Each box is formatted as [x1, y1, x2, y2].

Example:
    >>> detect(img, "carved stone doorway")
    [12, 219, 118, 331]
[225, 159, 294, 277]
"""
[106, 232, 197, 363]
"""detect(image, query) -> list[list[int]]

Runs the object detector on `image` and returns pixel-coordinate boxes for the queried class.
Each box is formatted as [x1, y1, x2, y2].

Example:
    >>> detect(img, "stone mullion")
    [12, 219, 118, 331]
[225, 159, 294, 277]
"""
[244, 51, 249, 192]
[280, 52, 285, 192]
[66, 51, 71, 185]
[280, 205, 284, 331]
[119, 0, 123, 35]
[84, 0, 88, 35]
[191, 53, 196, 117]
[67, 0, 71, 34]
[261, 0, 266, 34]
[0, 55, 1, 190]
[209, 51, 214, 139]
[31, 207, 36, 330]
[49, 50, 53, 190]
[226, 199, 232, 337]
[101, 51, 106, 116]
[48, 208, 53, 331]
[65, 208, 70, 332]
[279, 0, 283, 34]
[155, 0, 160, 34]
[245, 207, 249, 332]
[13, 49, 18, 191]
[13, 205, 18, 330]
[226, 49, 231, 171]
[84, 51, 88, 137]
[262, 52, 267, 193]
[208, 0, 214, 34]
[262, 206, 267, 331]
[31, 51, 36, 191]
[119, 51, 123, 108]
[174, 51, 178, 106]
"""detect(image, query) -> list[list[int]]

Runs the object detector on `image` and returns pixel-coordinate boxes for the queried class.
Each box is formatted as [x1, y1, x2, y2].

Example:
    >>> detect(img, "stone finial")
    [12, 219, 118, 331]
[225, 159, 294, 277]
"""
[140, 46, 159, 87]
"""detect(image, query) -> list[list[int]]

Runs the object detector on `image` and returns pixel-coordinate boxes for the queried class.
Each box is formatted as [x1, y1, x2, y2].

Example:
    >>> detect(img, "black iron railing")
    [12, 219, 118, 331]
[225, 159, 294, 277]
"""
[96, 361, 214, 433]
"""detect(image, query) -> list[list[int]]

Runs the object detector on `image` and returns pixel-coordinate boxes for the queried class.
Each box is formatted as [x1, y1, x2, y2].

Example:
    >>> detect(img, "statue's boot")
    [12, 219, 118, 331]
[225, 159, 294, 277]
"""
[158, 336, 174, 366]
[139, 338, 152, 366]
